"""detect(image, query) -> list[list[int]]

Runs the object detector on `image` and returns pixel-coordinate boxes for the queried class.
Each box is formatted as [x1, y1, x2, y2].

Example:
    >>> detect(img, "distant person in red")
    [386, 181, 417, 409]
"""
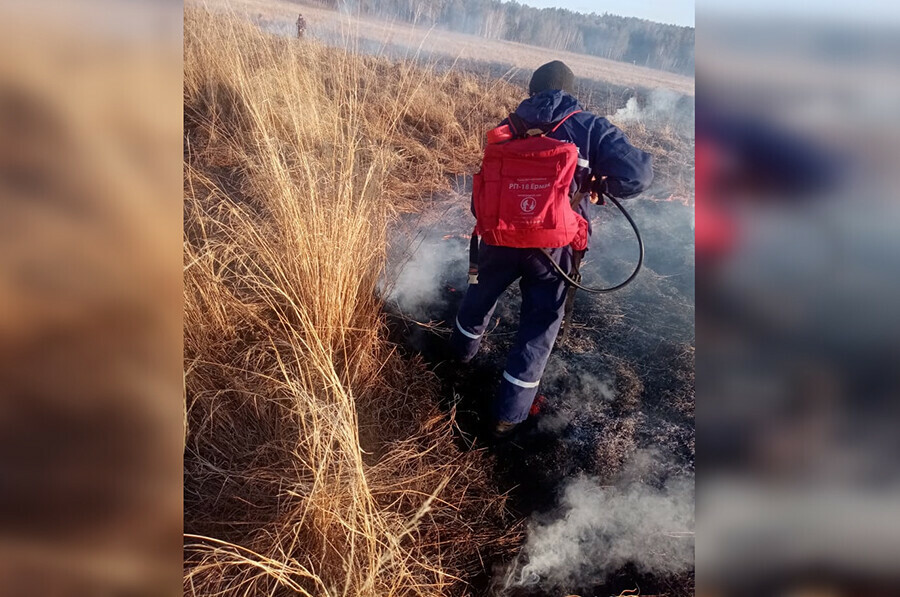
[296, 14, 307, 39]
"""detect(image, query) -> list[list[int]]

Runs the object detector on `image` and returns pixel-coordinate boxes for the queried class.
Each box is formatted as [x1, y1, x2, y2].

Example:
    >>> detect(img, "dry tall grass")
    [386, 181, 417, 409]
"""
[183, 8, 521, 596]
[184, 7, 693, 594]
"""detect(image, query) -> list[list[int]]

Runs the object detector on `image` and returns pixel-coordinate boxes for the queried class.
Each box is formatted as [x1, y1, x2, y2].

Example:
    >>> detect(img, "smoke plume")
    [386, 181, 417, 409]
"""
[381, 229, 468, 320]
[611, 88, 694, 136]
[501, 474, 694, 592]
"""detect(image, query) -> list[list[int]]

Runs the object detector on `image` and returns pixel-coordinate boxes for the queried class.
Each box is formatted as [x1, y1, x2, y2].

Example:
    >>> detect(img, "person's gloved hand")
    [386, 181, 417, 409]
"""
[590, 175, 608, 205]
[570, 213, 589, 251]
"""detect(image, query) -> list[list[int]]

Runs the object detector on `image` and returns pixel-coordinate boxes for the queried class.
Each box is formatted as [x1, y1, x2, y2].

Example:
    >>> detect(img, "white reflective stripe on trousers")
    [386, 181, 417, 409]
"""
[455, 317, 481, 340]
[503, 370, 540, 389]
[577, 157, 590, 168]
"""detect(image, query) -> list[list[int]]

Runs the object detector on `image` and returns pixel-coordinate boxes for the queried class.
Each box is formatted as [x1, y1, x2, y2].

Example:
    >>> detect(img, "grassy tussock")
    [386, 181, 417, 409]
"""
[183, 8, 520, 596]
[183, 6, 692, 594]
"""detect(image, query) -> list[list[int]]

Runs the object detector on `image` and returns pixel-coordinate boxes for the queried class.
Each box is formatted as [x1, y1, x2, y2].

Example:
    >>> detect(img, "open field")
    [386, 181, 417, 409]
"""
[209, 0, 694, 96]
[184, 4, 694, 595]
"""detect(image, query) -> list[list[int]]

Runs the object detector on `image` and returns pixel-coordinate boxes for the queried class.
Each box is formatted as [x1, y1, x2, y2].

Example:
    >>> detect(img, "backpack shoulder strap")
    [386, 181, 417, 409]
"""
[549, 109, 582, 134]
[508, 109, 582, 138]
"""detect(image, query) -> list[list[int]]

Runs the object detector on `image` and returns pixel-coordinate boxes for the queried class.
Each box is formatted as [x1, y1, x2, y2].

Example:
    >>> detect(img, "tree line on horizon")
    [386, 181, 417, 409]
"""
[302, 0, 694, 75]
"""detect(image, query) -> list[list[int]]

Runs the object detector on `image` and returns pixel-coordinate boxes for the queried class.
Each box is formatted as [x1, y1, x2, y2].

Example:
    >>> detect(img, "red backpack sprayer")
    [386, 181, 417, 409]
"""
[469, 113, 644, 340]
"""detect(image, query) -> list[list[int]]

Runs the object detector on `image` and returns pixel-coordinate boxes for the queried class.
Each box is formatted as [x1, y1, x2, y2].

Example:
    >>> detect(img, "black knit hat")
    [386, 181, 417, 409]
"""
[529, 61, 575, 95]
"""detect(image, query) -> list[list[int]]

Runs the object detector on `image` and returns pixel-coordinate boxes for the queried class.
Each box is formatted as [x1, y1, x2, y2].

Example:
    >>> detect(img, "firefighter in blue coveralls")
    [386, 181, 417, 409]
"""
[450, 61, 654, 437]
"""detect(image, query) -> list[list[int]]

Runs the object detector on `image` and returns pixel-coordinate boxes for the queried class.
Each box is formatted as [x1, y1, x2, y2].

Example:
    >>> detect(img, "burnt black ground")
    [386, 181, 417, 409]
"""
[384, 190, 695, 596]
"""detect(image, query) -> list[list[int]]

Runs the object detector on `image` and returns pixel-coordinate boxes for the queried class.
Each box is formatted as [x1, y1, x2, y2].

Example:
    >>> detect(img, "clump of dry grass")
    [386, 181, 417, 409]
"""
[183, 8, 521, 596]
[183, 6, 695, 593]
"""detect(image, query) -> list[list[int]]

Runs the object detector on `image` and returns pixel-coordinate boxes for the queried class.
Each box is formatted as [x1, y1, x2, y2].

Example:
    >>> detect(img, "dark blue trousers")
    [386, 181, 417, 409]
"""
[450, 244, 573, 423]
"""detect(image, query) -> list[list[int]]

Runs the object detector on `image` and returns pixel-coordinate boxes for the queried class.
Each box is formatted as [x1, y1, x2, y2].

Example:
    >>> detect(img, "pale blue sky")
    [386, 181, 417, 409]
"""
[697, 0, 900, 25]
[515, 0, 694, 27]
[514, 0, 900, 28]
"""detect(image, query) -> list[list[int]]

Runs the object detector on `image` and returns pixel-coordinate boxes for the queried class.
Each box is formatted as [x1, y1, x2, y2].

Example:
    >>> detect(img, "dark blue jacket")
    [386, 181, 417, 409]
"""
[501, 90, 654, 239]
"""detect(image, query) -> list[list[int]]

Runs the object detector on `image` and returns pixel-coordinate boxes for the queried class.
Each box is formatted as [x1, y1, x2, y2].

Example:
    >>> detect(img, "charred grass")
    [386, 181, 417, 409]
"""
[184, 6, 693, 596]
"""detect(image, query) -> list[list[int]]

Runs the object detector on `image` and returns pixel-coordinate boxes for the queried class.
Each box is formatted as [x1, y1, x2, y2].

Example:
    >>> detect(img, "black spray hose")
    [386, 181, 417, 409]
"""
[539, 194, 644, 293]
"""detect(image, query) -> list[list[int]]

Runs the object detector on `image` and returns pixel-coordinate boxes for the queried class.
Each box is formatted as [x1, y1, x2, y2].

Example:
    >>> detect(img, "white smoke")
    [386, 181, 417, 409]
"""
[536, 366, 617, 433]
[611, 88, 694, 136]
[381, 232, 467, 319]
[612, 96, 643, 122]
[501, 474, 694, 592]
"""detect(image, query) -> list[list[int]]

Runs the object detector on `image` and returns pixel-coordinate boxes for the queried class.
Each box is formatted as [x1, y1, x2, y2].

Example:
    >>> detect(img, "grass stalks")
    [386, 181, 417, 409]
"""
[183, 7, 691, 594]
[183, 8, 519, 595]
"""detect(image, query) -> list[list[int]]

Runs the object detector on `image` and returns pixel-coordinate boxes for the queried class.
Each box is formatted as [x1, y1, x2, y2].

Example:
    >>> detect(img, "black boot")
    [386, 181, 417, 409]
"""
[492, 419, 519, 440]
